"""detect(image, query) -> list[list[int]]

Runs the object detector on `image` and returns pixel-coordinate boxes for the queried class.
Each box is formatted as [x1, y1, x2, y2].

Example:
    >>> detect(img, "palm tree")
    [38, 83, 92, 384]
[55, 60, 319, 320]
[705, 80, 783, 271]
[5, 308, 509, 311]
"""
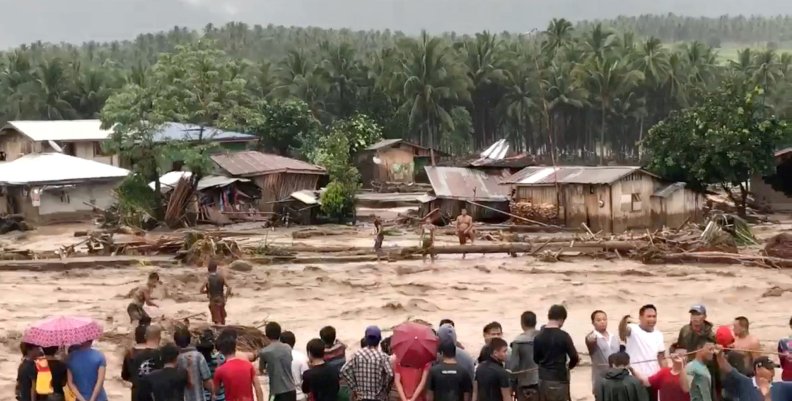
[542, 18, 574, 56]
[582, 56, 644, 163]
[33, 58, 76, 120]
[318, 41, 361, 117]
[399, 31, 469, 154]
[459, 31, 506, 148]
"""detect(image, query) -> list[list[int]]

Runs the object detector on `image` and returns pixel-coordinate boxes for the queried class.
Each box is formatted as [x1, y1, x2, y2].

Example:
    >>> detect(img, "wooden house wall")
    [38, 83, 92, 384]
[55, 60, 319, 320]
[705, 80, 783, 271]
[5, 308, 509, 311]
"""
[650, 188, 704, 229]
[609, 173, 656, 233]
[254, 173, 321, 214]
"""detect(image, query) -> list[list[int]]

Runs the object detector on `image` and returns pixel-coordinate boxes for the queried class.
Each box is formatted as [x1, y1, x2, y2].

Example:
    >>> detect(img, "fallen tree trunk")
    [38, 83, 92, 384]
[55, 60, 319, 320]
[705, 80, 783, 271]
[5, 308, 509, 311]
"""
[643, 251, 792, 268]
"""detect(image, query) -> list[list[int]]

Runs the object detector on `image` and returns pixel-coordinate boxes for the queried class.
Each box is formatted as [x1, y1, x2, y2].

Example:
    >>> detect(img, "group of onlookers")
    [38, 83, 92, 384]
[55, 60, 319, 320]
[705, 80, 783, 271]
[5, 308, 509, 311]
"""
[16, 303, 792, 401]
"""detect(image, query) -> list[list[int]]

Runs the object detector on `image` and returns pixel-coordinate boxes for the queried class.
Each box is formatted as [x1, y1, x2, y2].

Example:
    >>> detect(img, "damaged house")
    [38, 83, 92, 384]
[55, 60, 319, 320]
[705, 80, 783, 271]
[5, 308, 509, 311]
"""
[357, 139, 447, 187]
[211, 151, 327, 217]
[502, 166, 704, 233]
[420, 166, 511, 223]
[751, 147, 792, 211]
[0, 153, 129, 224]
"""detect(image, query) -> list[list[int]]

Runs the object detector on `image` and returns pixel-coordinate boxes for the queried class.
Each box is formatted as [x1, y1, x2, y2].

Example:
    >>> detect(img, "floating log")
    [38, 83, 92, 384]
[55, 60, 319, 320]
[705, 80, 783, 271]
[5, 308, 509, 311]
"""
[292, 227, 357, 239]
[644, 251, 792, 268]
[0, 256, 178, 271]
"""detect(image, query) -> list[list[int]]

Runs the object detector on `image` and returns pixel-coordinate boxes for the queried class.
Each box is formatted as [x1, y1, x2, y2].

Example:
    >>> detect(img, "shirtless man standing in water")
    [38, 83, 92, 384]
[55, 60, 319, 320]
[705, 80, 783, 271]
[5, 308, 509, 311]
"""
[732, 316, 761, 373]
[127, 272, 161, 326]
[455, 209, 474, 258]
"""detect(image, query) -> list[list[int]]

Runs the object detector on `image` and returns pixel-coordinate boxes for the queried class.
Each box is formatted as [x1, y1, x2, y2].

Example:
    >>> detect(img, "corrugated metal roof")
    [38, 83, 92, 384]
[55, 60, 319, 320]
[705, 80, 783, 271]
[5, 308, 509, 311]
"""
[652, 182, 686, 198]
[424, 166, 510, 201]
[4, 120, 111, 142]
[0, 153, 129, 185]
[211, 151, 326, 177]
[291, 190, 320, 205]
[775, 147, 792, 158]
[503, 166, 655, 185]
[365, 138, 405, 150]
[148, 172, 250, 193]
[153, 122, 256, 143]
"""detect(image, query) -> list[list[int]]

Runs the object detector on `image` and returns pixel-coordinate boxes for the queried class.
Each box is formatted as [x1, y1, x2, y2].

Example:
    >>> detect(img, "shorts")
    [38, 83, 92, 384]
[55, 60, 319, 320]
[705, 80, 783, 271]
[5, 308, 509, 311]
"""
[209, 298, 226, 325]
[422, 239, 433, 249]
[457, 231, 473, 244]
[126, 303, 149, 323]
[374, 235, 384, 251]
[539, 380, 569, 401]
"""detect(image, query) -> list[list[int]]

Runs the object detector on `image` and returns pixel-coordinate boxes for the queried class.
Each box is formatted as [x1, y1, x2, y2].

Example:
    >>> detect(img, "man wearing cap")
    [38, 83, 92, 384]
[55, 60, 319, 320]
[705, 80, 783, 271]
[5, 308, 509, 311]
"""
[341, 326, 394, 401]
[678, 305, 718, 401]
[677, 305, 715, 352]
[715, 348, 792, 401]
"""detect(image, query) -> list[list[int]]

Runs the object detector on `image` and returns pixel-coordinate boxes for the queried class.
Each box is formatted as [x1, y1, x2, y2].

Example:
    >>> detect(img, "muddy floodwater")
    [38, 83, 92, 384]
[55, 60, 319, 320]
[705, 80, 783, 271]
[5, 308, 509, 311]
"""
[1, 221, 792, 400]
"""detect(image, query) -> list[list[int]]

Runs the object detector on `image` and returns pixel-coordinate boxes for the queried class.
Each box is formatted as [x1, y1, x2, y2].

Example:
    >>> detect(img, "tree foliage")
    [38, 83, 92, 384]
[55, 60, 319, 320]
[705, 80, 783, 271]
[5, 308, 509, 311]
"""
[644, 83, 790, 215]
[3, 18, 792, 164]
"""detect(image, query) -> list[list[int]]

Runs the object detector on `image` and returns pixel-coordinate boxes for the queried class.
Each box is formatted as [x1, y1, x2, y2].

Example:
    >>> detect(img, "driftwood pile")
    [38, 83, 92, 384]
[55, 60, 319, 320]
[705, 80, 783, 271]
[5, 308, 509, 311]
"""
[509, 201, 560, 225]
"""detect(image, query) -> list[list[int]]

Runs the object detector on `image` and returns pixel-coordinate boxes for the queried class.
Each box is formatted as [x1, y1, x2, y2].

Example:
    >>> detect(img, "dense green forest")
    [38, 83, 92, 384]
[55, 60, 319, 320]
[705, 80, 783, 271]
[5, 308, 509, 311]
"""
[2, 15, 792, 162]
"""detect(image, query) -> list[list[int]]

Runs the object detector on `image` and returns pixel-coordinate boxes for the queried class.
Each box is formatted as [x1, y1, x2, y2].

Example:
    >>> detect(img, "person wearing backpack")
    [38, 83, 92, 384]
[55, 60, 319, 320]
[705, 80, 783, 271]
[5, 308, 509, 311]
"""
[43, 346, 68, 401]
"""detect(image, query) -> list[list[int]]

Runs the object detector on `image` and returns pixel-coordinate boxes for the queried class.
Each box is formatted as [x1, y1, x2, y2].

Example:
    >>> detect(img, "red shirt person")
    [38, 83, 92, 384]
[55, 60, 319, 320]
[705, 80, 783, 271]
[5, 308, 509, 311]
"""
[634, 345, 690, 401]
[213, 334, 265, 401]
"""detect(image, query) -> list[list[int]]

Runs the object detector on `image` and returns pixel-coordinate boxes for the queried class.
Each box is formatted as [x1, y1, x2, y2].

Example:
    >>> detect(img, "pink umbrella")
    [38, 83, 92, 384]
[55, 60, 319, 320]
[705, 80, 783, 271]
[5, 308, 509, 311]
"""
[23, 316, 103, 347]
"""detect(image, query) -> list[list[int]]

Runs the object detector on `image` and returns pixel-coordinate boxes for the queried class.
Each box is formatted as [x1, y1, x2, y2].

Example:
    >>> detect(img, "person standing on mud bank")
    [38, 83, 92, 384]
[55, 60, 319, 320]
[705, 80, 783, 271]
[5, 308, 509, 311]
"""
[340, 326, 394, 401]
[586, 310, 621, 394]
[374, 216, 385, 260]
[420, 217, 436, 263]
[127, 273, 161, 326]
[685, 343, 715, 401]
[677, 305, 714, 356]
[259, 322, 297, 401]
[200, 261, 231, 326]
[122, 323, 162, 401]
[594, 349, 649, 401]
[66, 340, 108, 401]
[320, 326, 347, 373]
[455, 209, 474, 258]
[509, 311, 539, 401]
[778, 316, 792, 381]
[731, 317, 761, 375]
[620, 305, 666, 401]
[534, 305, 579, 401]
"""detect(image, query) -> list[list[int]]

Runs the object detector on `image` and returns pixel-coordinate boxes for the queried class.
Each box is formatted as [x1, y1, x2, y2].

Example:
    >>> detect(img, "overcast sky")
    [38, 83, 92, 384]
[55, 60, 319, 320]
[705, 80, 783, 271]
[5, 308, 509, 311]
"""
[2, 0, 792, 48]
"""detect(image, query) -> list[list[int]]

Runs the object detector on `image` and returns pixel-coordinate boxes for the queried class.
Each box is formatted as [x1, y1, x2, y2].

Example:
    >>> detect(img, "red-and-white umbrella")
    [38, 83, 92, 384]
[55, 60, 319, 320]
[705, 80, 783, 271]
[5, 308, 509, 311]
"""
[391, 322, 438, 368]
[22, 316, 103, 347]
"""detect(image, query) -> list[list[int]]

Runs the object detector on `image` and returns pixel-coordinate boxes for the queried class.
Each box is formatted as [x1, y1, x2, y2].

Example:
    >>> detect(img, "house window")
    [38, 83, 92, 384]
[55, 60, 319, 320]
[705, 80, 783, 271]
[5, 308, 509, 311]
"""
[631, 193, 642, 212]
[93, 141, 110, 156]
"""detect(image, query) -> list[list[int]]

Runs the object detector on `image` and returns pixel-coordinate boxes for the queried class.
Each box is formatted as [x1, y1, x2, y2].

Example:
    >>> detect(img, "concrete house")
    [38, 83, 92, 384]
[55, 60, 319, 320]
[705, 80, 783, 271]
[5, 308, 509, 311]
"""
[0, 120, 118, 165]
[211, 151, 327, 214]
[751, 148, 792, 211]
[0, 153, 129, 224]
[503, 166, 704, 233]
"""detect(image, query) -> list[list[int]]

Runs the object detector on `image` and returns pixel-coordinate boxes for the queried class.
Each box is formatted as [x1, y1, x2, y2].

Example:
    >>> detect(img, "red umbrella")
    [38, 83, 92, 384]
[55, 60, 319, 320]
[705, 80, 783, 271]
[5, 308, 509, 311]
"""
[391, 322, 438, 368]
[22, 316, 103, 347]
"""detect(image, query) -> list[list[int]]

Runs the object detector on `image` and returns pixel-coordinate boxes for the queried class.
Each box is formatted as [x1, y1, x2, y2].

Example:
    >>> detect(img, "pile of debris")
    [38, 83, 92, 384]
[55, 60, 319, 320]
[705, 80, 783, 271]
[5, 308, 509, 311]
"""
[177, 231, 243, 266]
[765, 232, 792, 259]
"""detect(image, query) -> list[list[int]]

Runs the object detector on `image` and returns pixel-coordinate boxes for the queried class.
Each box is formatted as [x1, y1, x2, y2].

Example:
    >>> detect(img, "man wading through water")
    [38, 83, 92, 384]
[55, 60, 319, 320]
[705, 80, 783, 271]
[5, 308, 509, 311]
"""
[200, 261, 232, 325]
[127, 272, 161, 326]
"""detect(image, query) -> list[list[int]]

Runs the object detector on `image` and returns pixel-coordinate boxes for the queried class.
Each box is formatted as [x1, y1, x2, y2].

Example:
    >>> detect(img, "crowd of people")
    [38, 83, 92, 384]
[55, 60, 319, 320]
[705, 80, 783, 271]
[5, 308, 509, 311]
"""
[15, 299, 792, 401]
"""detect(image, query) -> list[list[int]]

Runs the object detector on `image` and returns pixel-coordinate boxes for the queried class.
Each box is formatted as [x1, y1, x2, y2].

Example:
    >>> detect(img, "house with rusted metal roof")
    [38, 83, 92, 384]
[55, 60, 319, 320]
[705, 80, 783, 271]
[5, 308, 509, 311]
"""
[211, 151, 327, 215]
[502, 166, 703, 233]
[420, 166, 512, 223]
[357, 139, 448, 188]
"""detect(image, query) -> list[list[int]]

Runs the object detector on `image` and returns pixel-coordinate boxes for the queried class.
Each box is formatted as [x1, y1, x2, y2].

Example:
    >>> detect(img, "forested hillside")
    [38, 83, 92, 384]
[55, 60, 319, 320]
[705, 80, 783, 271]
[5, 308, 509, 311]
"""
[2, 15, 792, 162]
